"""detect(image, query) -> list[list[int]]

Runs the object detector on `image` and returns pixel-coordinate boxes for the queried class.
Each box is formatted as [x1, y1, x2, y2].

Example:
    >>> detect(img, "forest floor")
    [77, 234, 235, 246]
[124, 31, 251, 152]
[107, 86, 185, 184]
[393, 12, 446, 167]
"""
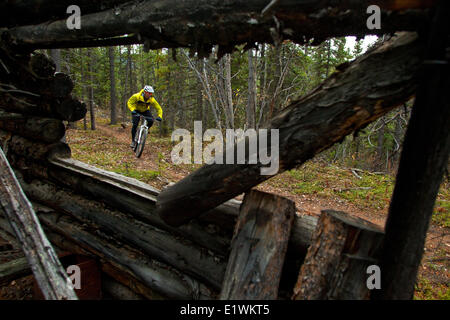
[1, 118, 449, 300]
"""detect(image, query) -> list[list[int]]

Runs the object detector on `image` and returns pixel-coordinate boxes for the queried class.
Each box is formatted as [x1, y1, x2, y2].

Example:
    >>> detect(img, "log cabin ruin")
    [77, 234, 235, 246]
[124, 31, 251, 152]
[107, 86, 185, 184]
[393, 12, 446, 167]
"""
[0, 1, 449, 300]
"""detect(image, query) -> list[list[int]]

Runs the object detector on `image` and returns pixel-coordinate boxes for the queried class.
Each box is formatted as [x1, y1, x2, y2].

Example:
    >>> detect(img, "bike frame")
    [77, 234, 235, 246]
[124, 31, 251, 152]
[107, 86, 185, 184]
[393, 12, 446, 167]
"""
[135, 116, 148, 145]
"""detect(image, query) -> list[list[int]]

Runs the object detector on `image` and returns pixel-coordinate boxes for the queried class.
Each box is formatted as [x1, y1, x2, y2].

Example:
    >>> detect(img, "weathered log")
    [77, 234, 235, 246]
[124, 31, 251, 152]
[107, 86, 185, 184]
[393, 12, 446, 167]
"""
[22, 218, 166, 300]
[102, 275, 146, 300]
[46, 157, 231, 255]
[15, 173, 226, 290]
[0, 257, 31, 286]
[36, 209, 217, 300]
[157, 32, 424, 227]
[0, 129, 70, 160]
[3, 0, 433, 52]
[373, 0, 450, 300]
[0, 92, 86, 122]
[0, 147, 77, 300]
[100, 263, 166, 300]
[0, 223, 19, 249]
[292, 210, 384, 300]
[0, 110, 65, 143]
[220, 190, 295, 299]
[13, 155, 316, 258]
[29, 52, 55, 78]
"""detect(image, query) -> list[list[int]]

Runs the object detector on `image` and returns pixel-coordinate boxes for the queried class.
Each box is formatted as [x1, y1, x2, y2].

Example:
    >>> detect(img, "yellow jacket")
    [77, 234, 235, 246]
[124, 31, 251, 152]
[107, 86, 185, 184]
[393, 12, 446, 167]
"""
[127, 89, 163, 118]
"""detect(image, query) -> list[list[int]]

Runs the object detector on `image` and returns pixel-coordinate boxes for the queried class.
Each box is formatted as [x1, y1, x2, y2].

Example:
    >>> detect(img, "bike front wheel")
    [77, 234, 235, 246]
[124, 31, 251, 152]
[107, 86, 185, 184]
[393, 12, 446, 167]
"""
[135, 128, 148, 158]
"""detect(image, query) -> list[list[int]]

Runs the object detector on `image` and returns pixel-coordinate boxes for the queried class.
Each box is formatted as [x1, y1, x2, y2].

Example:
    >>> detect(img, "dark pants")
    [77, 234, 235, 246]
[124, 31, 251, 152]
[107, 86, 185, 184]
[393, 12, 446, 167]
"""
[131, 110, 154, 142]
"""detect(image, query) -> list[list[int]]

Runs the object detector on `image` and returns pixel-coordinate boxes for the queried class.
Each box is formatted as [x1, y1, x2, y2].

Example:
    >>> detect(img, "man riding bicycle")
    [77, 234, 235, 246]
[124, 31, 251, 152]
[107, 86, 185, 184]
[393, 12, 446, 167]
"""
[127, 85, 163, 149]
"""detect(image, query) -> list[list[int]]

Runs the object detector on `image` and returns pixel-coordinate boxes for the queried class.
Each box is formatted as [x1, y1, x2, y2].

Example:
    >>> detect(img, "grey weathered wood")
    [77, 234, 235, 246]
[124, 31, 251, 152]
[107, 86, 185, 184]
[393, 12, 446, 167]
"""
[292, 210, 384, 300]
[36, 209, 216, 300]
[0, 147, 77, 300]
[35, 156, 316, 256]
[157, 32, 424, 227]
[0, 110, 65, 143]
[220, 190, 295, 299]
[0, 257, 31, 286]
[42, 228, 168, 300]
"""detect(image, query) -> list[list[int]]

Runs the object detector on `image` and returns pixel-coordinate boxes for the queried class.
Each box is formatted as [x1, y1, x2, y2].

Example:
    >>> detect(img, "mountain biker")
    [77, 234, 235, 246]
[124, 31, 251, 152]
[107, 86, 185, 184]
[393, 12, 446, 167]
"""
[127, 85, 163, 149]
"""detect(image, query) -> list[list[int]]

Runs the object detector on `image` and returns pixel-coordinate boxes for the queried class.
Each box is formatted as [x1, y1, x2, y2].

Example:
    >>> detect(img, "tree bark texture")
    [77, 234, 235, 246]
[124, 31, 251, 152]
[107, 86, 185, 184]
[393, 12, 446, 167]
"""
[0, 110, 65, 143]
[292, 210, 384, 300]
[220, 190, 295, 299]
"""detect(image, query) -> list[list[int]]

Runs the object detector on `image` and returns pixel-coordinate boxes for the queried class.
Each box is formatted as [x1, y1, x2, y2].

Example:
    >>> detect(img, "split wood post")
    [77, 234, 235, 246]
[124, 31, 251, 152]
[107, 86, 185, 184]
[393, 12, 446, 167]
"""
[220, 189, 295, 299]
[0, 147, 77, 300]
[292, 210, 384, 300]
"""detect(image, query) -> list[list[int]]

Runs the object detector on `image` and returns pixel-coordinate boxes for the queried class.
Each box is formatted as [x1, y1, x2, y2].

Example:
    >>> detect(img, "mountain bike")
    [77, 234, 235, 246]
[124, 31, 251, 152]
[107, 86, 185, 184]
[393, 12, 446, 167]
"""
[133, 115, 157, 158]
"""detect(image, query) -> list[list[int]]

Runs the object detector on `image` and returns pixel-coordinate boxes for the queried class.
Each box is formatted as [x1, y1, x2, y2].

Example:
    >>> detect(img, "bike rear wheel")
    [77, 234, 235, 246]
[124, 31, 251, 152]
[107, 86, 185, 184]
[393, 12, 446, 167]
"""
[135, 127, 148, 158]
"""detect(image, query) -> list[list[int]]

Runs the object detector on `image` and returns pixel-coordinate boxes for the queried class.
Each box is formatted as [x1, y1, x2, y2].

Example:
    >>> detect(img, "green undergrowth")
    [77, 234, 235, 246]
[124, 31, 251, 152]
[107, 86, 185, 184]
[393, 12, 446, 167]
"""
[285, 161, 449, 228]
[112, 164, 160, 183]
[414, 277, 450, 300]
[286, 162, 394, 210]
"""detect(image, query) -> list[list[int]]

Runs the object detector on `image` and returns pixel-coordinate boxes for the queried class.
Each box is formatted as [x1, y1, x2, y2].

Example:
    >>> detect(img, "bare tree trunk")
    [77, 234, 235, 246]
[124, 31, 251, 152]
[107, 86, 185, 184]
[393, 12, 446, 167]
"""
[108, 46, 117, 125]
[50, 49, 61, 72]
[79, 48, 87, 130]
[224, 54, 234, 129]
[377, 118, 385, 170]
[184, 53, 222, 130]
[121, 46, 129, 123]
[325, 40, 331, 77]
[195, 60, 204, 126]
[127, 45, 134, 97]
[87, 48, 96, 130]
[246, 49, 257, 129]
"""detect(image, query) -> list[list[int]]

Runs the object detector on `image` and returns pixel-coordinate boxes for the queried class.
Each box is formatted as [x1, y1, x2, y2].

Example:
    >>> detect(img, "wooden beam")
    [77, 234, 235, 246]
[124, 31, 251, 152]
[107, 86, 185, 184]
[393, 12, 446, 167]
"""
[9, 155, 316, 258]
[0, 111, 65, 143]
[372, 0, 450, 300]
[220, 190, 295, 299]
[14, 172, 227, 290]
[0, 257, 31, 286]
[36, 209, 217, 299]
[292, 210, 384, 300]
[0, 130, 71, 161]
[157, 32, 424, 227]
[3, 1, 433, 52]
[0, 147, 77, 300]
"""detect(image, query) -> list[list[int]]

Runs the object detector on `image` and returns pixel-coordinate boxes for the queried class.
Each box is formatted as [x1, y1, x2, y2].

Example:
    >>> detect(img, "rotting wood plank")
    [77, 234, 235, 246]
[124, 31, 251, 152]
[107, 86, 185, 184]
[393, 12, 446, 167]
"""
[220, 190, 295, 299]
